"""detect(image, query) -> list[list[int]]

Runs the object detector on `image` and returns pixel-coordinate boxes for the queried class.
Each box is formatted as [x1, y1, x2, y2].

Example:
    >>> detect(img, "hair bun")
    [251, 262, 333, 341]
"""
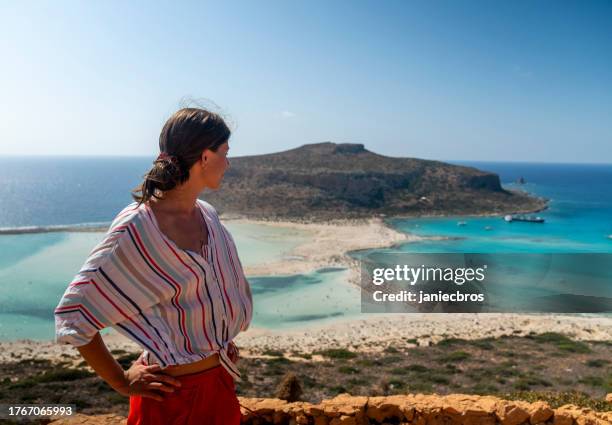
[150, 153, 187, 191]
[155, 152, 184, 170]
[156, 152, 177, 162]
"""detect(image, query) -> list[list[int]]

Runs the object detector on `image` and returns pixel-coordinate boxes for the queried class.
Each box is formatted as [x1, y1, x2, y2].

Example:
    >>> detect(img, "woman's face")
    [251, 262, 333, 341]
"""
[201, 142, 230, 189]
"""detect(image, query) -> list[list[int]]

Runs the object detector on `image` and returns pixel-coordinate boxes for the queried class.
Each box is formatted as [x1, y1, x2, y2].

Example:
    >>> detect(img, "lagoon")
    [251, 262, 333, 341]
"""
[0, 159, 611, 340]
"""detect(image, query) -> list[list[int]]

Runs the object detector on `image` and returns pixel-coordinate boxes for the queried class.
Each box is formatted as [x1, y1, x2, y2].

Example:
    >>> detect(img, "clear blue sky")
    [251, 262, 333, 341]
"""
[1, 0, 611, 163]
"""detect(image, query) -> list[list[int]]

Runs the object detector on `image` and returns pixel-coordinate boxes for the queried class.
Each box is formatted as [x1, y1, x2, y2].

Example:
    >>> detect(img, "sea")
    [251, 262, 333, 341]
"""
[0, 157, 611, 340]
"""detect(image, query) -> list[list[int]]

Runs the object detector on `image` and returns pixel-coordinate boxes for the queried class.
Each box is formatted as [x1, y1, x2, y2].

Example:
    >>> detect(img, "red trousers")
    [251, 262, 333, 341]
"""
[127, 365, 241, 425]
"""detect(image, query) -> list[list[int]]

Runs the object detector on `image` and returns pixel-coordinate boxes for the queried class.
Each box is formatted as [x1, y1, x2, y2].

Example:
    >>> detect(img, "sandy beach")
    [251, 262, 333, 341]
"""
[234, 313, 612, 355]
[2, 313, 610, 365]
[0, 216, 416, 276]
[236, 217, 419, 277]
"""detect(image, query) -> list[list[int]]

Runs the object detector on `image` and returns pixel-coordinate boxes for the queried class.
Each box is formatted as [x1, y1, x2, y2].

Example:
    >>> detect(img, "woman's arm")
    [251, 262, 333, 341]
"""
[77, 332, 181, 401]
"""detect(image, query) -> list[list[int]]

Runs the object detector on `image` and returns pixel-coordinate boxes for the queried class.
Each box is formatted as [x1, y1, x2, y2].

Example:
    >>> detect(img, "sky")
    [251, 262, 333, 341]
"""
[1, 0, 611, 163]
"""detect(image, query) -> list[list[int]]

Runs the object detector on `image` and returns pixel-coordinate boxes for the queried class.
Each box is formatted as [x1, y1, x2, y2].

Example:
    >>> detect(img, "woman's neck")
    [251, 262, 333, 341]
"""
[151, 185, 202, 215]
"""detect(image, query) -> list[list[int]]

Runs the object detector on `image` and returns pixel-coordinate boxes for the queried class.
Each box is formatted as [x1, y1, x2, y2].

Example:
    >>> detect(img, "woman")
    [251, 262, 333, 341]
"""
[55, 108, 253, 424]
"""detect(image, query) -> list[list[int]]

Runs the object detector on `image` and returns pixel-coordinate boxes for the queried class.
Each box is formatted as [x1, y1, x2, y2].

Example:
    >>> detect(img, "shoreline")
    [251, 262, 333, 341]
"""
[0, 223, 110, 235]
[234, 313, 612, 355]
[0, 216, 419, 277]
[0, 216, 418, 358]
[381, 192, 549, 221]
[238, 217, 418, 276]
[4, 196, 609, 366]
[1, 313, 610, 365]
[0, 189, 547, 236]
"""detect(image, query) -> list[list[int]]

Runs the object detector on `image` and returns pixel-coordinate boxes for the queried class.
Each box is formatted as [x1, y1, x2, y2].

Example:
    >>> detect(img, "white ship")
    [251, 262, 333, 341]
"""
[504, 214, 545, 223]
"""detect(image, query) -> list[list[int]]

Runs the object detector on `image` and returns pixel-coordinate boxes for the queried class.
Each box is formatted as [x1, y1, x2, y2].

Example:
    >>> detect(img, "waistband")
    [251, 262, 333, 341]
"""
[142, 346, 242, 382]
[171, 365, 226, 389]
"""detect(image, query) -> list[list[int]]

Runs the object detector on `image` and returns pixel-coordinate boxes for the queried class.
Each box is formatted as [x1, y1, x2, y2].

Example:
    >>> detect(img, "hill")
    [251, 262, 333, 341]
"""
[202, 142, 546, 220]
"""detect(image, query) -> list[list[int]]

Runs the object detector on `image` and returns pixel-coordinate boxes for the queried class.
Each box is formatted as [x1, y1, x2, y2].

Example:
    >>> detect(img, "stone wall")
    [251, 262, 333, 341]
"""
[49, 393, 612, 425]
[238, 394, 612, 425]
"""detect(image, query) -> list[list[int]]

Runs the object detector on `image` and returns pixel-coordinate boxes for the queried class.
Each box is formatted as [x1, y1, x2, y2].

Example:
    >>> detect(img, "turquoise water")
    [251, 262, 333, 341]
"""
[227, 222, 310, 267]
[0, 223, 320, 340]
[354, 162, 612, 314]
[0, 232, 103, 340]
[0, 159, 610, 339]
[386, 162, 612, 253]
[249, 268, 360, 328]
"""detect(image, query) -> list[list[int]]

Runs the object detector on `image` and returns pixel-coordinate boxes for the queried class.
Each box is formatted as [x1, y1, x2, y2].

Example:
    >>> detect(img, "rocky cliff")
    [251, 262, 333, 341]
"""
[202, 142, 546, 220]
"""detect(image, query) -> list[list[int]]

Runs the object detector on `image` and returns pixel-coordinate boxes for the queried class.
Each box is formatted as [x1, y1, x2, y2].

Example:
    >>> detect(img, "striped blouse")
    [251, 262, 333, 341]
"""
[54, 200, 253, 381]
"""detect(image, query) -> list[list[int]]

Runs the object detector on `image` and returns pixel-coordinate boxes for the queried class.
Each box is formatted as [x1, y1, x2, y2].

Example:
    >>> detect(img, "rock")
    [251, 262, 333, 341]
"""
[49, 414, 126, 424]
[496, 402, 530, 425]
[318, 394, 367, 419]
[553, 404, 612, 425]
[528, 401, 554, 424]
[52, 394, 612, 425]
[606, 393, 612, 403]
[295, 414, 309, 424]
[329, 415, 358, 425]
[553, 414, 574, 425]
[366, 395, 410, 422]
[314, 417, 329, 425]
[238, 397, 288, 422]
[462, 416, 496, 425]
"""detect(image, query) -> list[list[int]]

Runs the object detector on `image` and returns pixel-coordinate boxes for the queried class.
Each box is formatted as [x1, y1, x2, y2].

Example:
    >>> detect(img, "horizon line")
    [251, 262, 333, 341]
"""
[0, 153, 610, 166]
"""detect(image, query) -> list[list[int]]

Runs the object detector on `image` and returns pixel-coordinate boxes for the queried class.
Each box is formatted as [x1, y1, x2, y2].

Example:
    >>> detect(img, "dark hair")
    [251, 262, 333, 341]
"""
[132, 108, 231, 205]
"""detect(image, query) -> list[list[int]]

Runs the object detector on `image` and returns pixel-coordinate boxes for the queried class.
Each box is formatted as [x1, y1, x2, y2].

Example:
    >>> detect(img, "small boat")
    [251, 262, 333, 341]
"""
[457, 221, 467, 227]
[484, 226, 493, 231]
[607, 234, 612, 240]
[504, 215, 545, 223]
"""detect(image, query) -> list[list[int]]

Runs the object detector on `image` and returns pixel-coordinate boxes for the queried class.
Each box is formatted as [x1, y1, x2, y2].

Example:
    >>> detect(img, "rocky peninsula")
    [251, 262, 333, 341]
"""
[203, 142, 547, 221]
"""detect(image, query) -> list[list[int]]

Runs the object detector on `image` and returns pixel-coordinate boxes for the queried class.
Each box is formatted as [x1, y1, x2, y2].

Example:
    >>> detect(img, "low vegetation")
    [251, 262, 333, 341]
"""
[0, 333, 610, 423]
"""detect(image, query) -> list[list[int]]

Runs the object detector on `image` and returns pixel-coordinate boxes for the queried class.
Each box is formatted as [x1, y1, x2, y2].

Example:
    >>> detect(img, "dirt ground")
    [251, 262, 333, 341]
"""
[0, 333, 610, 424]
